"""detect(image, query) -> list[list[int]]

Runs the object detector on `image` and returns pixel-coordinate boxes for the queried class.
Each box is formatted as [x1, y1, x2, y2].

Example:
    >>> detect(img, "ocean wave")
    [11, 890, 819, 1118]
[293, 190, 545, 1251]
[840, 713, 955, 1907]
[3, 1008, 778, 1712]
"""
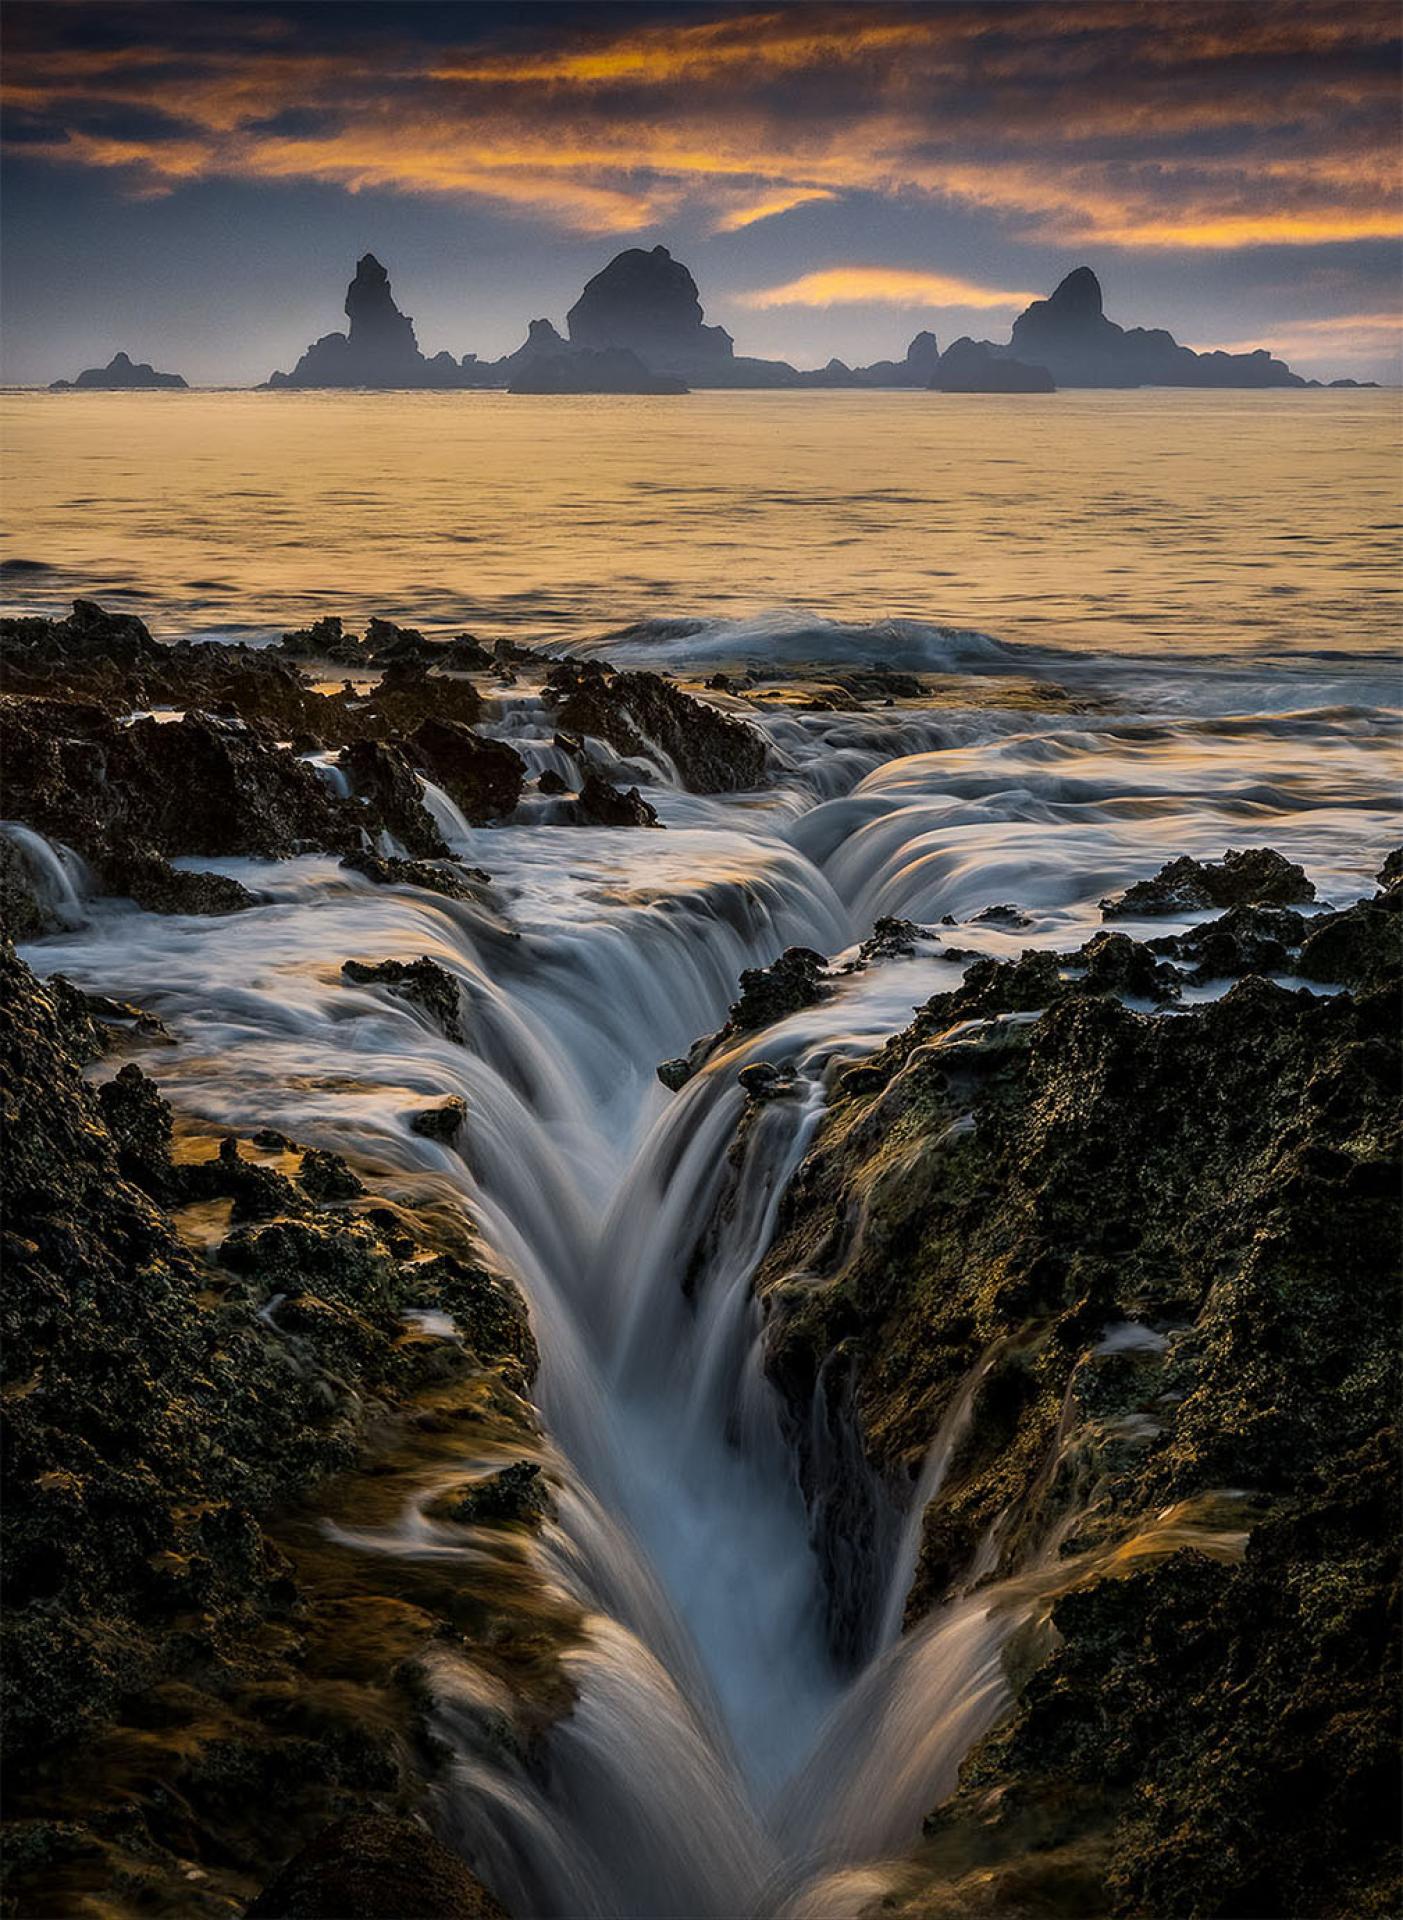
[576, 608, 1025, 673]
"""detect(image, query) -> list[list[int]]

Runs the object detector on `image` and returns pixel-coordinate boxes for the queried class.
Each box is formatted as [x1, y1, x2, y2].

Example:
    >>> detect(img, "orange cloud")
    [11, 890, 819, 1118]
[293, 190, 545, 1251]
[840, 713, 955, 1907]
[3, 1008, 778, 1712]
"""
[713, 188, 837, 232]
[3, 3, 1398, 254]
[738, 268, 1040, 309]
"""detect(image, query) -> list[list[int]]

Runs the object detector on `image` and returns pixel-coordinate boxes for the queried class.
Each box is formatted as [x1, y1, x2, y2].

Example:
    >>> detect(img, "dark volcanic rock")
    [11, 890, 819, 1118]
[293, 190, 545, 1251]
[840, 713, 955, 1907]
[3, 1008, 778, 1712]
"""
[1005, 266, 1305, 389]
[544, 661, 767, 793]
[571, 772, 662, 827]
[341, 956, 466, 1044]
[410, 1097, 467, 1143]
[729, 947, 831, 1033]
[340, 849, 489, 900]
[566, 245, 734, 374]
[425, 1460, 550, 1529]
[1102, 846, 1316, 917]
[0, 698, 358, 908]
[509, 347, 688, 394]
[752, 888, 1399, 1920]
[50, 350, 187, 391]
[410, 718, 526, 824]
[247, 1813, 506, 1919]
[339, 739, 448, 859]
[297, 1147, 365, 1202]
[1149, 902, 1309, 981]
[1297, 898, 1403, 991]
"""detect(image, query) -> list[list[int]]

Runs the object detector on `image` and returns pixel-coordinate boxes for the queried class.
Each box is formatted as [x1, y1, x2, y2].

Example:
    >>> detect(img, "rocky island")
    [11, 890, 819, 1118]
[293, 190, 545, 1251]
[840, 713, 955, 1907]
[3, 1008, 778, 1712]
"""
[49, 350, 187, 391]
[257, 247, 1335, 395]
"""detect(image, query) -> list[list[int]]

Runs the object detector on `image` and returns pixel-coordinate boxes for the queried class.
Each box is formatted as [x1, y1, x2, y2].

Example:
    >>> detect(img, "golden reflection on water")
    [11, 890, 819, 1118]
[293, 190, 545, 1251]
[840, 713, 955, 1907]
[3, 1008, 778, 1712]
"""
[2, 388, 1398, 656]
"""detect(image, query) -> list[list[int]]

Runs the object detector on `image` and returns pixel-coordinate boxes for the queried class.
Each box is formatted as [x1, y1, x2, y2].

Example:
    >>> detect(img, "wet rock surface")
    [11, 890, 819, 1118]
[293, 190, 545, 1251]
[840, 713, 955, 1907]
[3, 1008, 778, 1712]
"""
[1102, 845, 1315, 916]
[246, 1814, 507, 1918]
[0, 943, 544, 1916]
[755, 871, 1400, 1920]
[410, 717, 527, 824]
[544, 659, 768, 793]
[342, 956, 466, 1044]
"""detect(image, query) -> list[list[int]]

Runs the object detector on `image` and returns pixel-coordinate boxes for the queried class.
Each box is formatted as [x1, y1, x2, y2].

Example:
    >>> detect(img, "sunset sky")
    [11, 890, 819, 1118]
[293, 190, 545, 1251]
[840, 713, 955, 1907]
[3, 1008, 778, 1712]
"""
[3, 0, 1399, 385]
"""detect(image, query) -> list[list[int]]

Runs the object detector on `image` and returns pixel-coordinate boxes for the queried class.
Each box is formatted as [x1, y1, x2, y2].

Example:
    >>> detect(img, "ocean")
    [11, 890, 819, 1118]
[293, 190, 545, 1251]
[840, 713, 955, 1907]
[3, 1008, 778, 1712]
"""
[3, 387, 1399, 664]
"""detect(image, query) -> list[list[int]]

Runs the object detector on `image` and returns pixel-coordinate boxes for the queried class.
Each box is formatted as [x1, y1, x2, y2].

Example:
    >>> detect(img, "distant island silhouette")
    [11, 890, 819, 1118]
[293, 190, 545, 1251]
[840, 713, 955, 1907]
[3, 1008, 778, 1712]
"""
[50, 350, 187, 391]
[68, 247, 1362, 396]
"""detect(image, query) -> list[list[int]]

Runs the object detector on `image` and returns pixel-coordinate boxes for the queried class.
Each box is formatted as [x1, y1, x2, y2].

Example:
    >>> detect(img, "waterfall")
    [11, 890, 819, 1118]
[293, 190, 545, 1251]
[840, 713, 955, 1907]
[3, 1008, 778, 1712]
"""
[13, 670, 1390, 1918]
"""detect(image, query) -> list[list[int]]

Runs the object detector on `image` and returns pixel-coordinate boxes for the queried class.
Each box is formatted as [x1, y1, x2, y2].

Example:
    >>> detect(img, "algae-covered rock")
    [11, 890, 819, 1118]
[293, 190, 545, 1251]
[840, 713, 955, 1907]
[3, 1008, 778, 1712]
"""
[247, 1813, 506, 1919]
[753, 897, 1400, 1920]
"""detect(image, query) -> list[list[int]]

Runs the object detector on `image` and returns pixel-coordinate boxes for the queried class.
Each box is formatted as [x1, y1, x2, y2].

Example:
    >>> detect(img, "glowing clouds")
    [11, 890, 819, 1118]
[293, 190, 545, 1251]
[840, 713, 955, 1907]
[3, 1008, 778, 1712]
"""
[738, 270, 1040, 310]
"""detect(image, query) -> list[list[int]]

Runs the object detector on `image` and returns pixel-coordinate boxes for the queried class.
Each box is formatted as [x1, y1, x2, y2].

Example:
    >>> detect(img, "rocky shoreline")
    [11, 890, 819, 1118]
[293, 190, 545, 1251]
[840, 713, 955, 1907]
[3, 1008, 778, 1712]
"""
[742, 857, 1401, 1918]
[2, 600, 1398, 1919]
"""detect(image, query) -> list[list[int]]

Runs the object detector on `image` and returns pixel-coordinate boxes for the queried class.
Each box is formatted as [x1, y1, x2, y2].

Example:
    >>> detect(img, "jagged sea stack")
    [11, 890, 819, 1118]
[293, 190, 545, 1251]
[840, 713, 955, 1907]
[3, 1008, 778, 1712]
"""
[1007, 266, 1304, 387]
[267, 254, 464, 389]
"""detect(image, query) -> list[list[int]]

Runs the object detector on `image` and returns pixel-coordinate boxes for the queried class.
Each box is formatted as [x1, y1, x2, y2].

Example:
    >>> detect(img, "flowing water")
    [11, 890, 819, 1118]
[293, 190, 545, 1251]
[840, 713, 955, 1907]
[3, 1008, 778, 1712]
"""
[5, 387, 1400, 1915]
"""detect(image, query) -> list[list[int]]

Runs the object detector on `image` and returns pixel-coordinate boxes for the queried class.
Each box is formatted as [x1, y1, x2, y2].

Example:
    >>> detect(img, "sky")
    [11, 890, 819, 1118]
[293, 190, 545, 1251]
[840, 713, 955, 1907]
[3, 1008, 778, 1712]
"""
[2, 0, 1399, 385]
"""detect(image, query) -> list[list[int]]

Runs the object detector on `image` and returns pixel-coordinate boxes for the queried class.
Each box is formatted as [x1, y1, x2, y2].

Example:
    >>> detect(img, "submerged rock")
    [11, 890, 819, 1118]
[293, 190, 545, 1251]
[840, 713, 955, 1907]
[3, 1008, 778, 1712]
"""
[340, 849, 489, 899]
[425, 1460, 550, 1528]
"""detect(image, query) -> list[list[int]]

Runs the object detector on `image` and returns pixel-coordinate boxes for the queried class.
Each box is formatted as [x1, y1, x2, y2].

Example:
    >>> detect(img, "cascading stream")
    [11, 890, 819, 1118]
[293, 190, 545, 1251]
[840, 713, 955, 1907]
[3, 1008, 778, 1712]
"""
[12, 656, 1396, 1919]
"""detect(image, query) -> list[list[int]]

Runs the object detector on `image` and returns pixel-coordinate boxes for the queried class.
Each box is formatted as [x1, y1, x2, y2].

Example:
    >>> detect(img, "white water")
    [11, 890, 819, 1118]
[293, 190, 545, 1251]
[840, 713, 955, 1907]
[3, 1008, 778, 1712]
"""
[17, 644, 1398, 1918]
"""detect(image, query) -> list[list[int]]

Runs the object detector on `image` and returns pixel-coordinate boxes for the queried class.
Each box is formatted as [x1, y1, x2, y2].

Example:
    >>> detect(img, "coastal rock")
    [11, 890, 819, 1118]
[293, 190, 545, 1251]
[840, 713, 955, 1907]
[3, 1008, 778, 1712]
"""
[571, 772, 662, 827]
[410, 1097, 467, 1143]
[1005, 266, 1304, 389]
[247, 1814, 506, 1919]
[339, 739, 449, 859]
[0, 698, 357, 879]
[544, 661, 767, 793]
[267, 255, 462, 390]
[566, 245, 734, 374]
[410, 718, 526, 824]
[1101, 846, 1316, 917]
[340, 849, 489, 900]
[753, 892, 1398, 1917]
[277, 614, 367, 665]
[341, 956, 466, 1044]
[50, 350, 186, 391]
